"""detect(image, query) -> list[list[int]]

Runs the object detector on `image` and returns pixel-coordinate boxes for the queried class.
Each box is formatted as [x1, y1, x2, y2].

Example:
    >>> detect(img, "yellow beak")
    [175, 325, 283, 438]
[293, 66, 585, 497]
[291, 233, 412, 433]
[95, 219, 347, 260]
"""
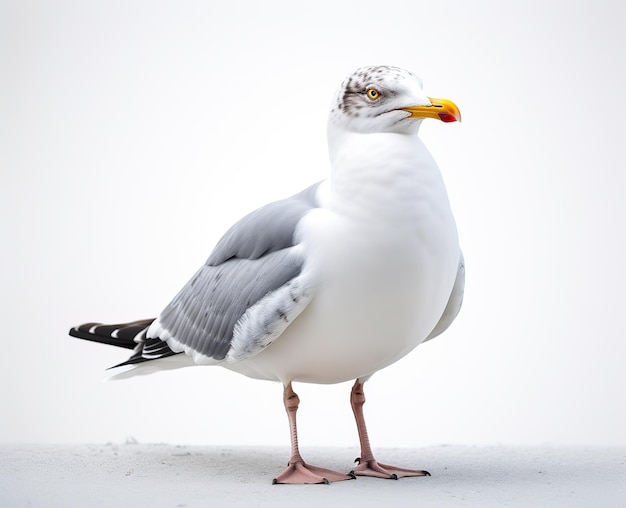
[401, 98, 461, 123]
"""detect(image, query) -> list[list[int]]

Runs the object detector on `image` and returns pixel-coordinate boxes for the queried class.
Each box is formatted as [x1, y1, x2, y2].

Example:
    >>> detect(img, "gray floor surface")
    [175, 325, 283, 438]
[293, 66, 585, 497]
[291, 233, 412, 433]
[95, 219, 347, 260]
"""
[1, 444, 625, 507]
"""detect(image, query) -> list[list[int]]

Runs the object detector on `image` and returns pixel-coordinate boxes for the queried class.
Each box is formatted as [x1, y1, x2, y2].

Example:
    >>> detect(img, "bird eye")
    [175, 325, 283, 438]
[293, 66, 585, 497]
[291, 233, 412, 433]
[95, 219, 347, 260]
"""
[366, 87, 381, 101]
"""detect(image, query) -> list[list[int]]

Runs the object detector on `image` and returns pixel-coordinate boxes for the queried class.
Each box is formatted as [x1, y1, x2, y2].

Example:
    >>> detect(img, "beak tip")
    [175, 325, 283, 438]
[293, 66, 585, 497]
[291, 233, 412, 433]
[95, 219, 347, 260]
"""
[438, 112, 461, 123]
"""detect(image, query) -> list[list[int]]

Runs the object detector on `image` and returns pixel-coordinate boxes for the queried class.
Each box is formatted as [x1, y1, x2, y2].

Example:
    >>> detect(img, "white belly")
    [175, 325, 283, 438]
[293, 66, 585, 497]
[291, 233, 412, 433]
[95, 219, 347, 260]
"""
[227, 131, 460, 384]
[227, 205, 459, 384]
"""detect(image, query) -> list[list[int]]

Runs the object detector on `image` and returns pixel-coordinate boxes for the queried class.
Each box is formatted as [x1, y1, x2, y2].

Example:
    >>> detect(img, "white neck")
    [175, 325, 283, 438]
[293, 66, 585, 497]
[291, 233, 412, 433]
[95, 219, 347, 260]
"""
[326, 125, 454, 228]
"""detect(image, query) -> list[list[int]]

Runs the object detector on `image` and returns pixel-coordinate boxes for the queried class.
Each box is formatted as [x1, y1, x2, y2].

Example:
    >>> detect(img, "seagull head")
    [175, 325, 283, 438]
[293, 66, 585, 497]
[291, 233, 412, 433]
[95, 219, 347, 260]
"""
[328, 65, 461, 135]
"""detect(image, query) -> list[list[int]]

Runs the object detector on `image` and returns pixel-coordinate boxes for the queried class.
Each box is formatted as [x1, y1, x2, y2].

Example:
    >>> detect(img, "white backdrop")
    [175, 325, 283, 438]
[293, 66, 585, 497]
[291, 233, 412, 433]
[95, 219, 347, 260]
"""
[2, 0, 625, 448]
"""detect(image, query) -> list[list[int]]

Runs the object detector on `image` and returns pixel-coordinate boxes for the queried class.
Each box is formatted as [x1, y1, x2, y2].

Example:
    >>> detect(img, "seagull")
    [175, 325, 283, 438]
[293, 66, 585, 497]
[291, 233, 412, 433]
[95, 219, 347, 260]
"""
[70, 65, 464, 484]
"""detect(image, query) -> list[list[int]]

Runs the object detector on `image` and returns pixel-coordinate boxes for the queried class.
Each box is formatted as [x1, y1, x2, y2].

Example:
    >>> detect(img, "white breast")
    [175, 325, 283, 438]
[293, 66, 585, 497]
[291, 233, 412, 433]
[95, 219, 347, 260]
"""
[226, 133, 460, 384]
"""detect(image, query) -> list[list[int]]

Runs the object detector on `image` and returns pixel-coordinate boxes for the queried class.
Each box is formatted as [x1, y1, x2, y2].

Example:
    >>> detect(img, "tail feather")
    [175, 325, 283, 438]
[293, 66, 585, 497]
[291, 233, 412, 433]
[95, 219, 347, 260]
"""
[69, 318, 156, 350]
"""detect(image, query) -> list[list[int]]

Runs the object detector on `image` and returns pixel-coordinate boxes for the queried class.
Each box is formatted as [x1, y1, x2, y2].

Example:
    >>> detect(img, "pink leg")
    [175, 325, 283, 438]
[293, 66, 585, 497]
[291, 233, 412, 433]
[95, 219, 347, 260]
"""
[273, 383, 355, 484]
[350, 380, 431, 479]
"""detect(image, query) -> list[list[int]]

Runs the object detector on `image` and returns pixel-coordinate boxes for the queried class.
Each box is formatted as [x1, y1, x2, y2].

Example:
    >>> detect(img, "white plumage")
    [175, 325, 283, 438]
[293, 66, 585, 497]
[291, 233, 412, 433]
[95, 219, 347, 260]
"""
[70, 65, 464, 484]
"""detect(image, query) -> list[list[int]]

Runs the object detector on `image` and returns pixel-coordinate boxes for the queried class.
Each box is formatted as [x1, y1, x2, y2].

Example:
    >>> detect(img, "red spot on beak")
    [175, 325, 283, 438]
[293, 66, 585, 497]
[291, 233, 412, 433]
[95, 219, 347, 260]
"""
[438, 112, 458, 123]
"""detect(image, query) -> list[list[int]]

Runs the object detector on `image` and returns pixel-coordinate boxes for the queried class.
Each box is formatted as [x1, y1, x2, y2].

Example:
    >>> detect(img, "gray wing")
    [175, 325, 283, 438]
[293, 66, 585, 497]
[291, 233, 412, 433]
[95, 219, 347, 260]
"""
[423, 252, 465, 342]
[207, 183, 320, 264]
[147, 183, 321, 363]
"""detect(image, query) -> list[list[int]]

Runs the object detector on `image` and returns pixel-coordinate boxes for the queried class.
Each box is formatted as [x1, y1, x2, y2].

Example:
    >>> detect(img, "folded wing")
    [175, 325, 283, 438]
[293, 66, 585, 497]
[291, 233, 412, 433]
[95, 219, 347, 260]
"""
[143, 183, 322, 365]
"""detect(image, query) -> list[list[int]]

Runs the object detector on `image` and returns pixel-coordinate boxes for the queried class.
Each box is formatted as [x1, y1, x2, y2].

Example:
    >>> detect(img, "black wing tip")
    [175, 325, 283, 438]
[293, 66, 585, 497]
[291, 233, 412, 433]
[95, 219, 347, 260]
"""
[68, 319, 156, 350]
[68, 323, 99, 338]
[69, 318, 182, 370]
[68, 322, 104, 342]
[107, 350, 180, 370]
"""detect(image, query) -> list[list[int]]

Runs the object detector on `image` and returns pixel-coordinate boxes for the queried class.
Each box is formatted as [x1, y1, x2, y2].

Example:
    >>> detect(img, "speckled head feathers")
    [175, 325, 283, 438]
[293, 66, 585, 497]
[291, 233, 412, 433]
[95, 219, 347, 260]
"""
[329, 65, 430, 134]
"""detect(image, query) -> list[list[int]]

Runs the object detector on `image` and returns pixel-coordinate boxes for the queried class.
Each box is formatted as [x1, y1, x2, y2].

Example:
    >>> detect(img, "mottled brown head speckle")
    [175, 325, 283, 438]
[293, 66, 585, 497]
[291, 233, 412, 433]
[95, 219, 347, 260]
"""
[333, 65, 421, 119]
[328, 65, 430, 135]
